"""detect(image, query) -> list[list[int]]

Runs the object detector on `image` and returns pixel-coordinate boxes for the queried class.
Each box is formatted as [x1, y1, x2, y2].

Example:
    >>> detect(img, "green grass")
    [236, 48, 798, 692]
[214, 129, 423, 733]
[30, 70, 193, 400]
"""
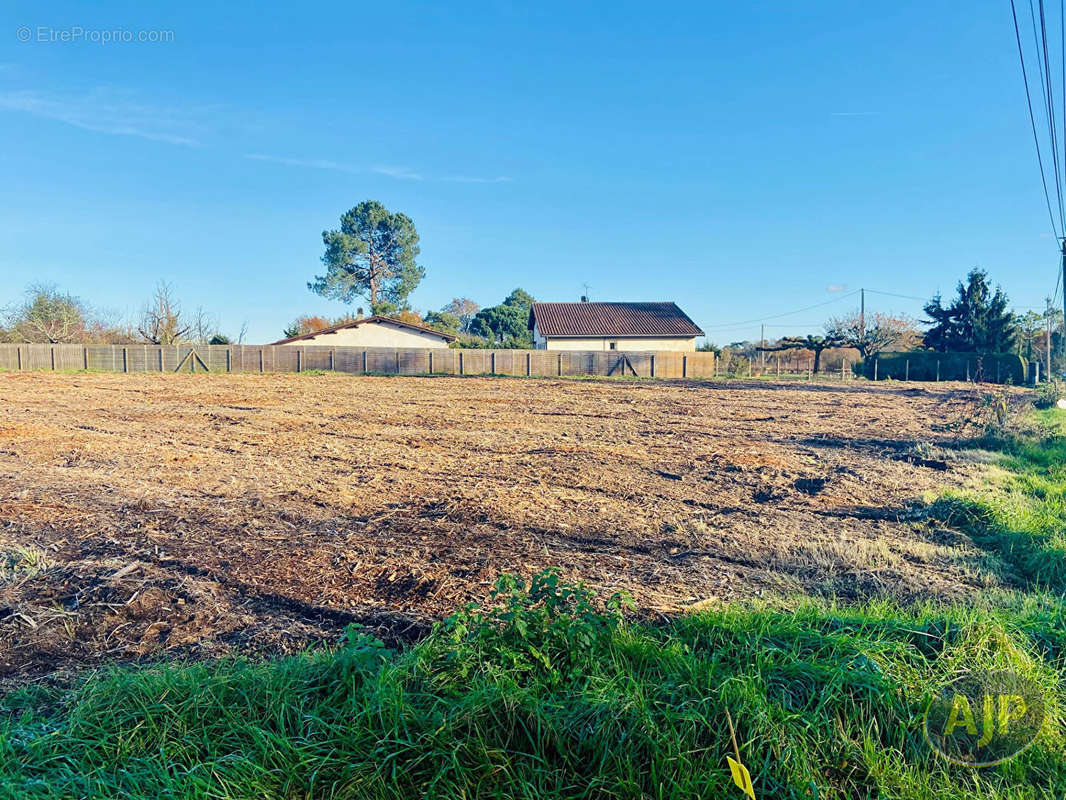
[931, 409, 1066, 591]
[2, 574, 1065, 799]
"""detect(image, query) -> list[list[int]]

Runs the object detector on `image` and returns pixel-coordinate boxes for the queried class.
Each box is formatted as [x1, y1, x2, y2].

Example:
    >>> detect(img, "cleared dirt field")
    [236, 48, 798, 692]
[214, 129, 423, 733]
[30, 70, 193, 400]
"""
[0, 373, 1003, 681]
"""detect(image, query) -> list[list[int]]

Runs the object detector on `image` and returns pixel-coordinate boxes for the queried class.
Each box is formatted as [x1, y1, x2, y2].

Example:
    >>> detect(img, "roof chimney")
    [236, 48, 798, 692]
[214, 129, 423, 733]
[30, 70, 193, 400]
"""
[580, 295, 588, 303]
[356, 307, 364, 319]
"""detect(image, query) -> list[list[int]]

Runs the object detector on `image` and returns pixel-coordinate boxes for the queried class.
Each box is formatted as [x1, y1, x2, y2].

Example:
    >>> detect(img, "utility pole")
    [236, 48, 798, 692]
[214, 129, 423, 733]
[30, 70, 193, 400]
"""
[1060, 238, 1066, 379]
[760, 323, 765, 368]
[1048, 295, 1054, 382]
[859, 288, 865, 335]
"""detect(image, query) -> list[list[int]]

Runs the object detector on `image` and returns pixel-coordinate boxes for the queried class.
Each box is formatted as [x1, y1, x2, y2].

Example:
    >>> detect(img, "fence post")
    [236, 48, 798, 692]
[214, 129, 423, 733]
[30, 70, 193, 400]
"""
[459, 351, 464, 376]
[966, 361, 970, 382]
[713, 355, 718, 378]
[526, 352, 531, 377]
[330, 349, 335, 372]
[682, 355, 688, 378]
[428, 350, 434, 374]
[296, 349, 302, 373]
[905, 360, 909, 382]
[84, 346, 88, 371]
[362, 350, 368, 374]
[936, 360, 940, 382]
[558, 352, 562, 377]
[650, 354, 656, 378]
[808, 359, 812, 380]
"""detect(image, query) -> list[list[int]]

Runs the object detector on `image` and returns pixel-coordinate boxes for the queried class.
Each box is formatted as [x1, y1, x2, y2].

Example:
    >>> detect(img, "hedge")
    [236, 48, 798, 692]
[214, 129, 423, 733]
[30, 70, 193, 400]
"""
[858, 351, 1027, 383]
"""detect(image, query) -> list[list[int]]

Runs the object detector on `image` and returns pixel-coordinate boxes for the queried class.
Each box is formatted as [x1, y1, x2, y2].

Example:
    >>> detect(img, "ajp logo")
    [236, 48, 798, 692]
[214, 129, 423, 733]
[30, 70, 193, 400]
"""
[924, 670, 1045, 767]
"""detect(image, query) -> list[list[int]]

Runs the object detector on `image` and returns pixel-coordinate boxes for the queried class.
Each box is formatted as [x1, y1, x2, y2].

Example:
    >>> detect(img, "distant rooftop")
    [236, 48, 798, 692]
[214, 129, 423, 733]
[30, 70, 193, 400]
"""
[529, 302, 704, 338]
[270, 315, 457, 345]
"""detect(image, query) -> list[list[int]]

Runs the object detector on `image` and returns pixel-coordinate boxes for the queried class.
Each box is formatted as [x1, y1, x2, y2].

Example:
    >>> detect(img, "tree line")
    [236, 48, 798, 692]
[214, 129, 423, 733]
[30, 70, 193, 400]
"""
[2, 197, 1055, 364]
[712, 268, 1046, 374]
[0, 282, 246, 346]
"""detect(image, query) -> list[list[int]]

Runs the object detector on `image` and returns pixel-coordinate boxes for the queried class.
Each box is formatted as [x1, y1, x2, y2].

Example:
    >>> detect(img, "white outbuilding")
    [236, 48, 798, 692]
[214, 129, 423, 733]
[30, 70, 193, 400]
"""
[271, 316, 456, 348]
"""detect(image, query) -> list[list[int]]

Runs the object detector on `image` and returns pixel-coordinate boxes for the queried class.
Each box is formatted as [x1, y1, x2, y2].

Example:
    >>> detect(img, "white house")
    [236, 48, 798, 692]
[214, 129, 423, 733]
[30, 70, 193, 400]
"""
[528, 301, 704, 351]
[271, 316, 456, 348]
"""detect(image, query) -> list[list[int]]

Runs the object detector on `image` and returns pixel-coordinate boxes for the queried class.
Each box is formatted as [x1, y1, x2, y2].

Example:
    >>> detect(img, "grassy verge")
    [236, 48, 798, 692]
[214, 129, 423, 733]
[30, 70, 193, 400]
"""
[2, 574, 1065, 799]
[931, 409, 1066, 591]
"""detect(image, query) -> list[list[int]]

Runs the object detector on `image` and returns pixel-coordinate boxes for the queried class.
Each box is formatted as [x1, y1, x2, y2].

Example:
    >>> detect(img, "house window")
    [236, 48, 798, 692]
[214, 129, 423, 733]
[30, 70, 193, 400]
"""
[609, 342, 617, 350]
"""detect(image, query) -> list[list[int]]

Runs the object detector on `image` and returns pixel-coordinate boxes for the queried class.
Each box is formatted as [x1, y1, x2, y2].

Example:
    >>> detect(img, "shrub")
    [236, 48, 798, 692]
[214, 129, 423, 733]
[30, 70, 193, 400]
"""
[1035, 379, 1065, 410]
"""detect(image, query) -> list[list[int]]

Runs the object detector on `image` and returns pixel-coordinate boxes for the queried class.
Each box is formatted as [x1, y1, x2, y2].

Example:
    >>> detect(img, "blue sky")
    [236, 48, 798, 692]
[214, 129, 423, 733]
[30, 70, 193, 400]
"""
[0, 0, 1062, 343]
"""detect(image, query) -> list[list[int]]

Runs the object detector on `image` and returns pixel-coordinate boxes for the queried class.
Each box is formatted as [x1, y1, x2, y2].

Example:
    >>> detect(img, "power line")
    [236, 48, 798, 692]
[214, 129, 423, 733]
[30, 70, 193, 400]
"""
[705, 287, 937, 333]
[1026, 0, 1064, 225]
[865, 288, 928, 302]
[1011, 0, 1063, 239]
[701, 290, 859, 329]
[1036, 0, 1065, 226]
[1009, 0, 1066, 345]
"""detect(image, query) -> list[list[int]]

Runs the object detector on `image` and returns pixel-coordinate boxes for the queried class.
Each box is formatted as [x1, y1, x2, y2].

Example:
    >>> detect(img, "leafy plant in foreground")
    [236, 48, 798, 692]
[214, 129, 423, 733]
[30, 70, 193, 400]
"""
[439, 569, 631, 686]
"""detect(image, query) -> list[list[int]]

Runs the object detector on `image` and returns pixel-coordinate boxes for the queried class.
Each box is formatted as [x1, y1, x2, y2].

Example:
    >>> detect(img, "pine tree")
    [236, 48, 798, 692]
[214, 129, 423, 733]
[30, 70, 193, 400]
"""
[922, 269, 1016, 353]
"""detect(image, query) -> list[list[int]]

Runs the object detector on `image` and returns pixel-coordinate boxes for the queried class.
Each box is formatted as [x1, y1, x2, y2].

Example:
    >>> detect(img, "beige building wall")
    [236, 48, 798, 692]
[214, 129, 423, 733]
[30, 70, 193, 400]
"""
[532, 322, 697, 351]
[280, 322, 451, 349]
[541, 336, 698, 352]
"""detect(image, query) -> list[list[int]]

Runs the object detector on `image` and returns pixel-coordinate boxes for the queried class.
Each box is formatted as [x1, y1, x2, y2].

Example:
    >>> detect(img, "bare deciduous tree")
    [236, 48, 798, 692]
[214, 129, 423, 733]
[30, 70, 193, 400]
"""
[189, 306, 223, 345]
[825, 311, 919, 359]
[137, 282, 191, 345]
[441, 298, 481, 332]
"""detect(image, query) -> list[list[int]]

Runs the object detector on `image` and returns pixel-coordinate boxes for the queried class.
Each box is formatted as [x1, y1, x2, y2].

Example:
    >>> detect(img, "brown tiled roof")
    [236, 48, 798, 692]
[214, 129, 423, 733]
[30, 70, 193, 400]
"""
[528, 302, 704, 338]
[270, 316, 457, 345]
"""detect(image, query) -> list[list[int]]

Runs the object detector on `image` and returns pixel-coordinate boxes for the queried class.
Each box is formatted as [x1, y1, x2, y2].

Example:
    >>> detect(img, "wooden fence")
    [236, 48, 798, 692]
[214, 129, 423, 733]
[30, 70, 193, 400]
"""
[0, 344, 717, 380]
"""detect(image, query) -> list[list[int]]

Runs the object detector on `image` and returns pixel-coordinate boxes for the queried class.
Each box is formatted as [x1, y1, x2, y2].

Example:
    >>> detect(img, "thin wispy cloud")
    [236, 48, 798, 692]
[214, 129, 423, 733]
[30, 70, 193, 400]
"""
[245, 153, 360, 173]
[248, 152, 509, 184]
[371, 165, 424, 181]
[0, 89, 200, 144]
[826, 284, 849, 293]
[442, 174, 511, 184]
[0, 88, 203, 145]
